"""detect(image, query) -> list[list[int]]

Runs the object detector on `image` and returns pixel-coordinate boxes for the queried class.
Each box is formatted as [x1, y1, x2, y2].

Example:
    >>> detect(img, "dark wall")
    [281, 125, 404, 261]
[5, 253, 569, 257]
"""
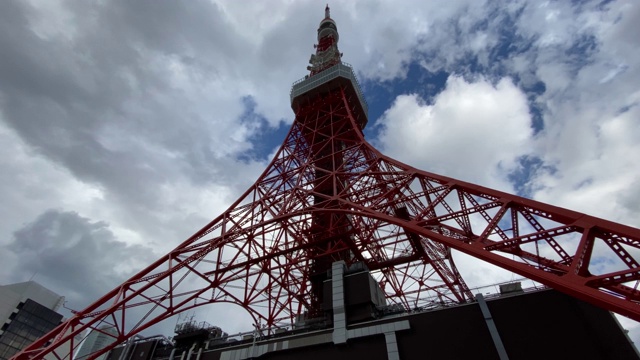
[485, 290, 638, 360]
[236, 335, 387, 360]
[396, 301, 500, 359]
[396, 290, 638, 360]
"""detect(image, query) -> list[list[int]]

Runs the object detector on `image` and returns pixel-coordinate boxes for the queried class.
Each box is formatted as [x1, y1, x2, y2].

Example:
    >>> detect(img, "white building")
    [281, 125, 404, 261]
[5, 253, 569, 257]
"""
[75, 325, 118, 360]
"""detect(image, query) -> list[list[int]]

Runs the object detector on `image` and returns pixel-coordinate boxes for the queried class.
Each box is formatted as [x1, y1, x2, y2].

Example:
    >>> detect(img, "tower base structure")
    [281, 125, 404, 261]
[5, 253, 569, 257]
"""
[107, 262, 640, 360]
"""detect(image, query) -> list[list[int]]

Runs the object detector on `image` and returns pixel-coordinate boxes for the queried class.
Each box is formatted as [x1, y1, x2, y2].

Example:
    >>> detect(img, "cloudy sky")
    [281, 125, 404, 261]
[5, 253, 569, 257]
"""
[1, 0, 640, 347]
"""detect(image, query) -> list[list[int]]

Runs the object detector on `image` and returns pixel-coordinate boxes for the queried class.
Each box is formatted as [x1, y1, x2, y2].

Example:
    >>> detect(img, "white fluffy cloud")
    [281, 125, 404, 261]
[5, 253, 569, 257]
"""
[514, 1, 640, 228]
[531, 100, 640, 227]
[376, 75, 533, 193]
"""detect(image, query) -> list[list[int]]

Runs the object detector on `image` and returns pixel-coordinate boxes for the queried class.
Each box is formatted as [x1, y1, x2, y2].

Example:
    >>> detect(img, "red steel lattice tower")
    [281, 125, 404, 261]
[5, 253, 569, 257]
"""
[13, 6, 640, 359]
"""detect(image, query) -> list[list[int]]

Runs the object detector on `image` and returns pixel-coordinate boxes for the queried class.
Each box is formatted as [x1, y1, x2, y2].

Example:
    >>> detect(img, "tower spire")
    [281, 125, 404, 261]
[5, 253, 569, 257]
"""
[307, 5, 342, 75]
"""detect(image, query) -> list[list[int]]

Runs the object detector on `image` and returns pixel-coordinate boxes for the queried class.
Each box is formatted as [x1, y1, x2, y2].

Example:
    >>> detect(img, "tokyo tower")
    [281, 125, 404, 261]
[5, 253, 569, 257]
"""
[13, 5, 640, 360]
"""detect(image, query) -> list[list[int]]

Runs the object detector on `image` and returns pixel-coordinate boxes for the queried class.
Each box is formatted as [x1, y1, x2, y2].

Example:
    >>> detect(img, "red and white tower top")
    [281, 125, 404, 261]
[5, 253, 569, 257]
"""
[307, 5, 343, 75]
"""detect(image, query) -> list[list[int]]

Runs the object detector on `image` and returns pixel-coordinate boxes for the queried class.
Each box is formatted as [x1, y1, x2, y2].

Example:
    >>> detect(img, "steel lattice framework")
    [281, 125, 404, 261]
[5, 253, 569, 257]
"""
[13, 6, 640, 360]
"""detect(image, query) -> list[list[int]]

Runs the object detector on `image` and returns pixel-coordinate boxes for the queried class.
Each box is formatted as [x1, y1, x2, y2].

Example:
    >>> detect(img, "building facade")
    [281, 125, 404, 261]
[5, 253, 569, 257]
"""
[76, 325, 118, 360]
[0, 282, 65, 360]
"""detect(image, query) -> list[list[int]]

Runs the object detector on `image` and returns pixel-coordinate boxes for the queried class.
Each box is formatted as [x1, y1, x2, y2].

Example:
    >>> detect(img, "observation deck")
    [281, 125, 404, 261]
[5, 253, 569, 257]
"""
[290, 62, 369, 130]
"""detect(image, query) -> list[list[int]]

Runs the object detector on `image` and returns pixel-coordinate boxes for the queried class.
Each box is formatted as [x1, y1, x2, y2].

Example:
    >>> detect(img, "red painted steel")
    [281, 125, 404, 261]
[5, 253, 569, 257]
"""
[12, 7, 640, 360]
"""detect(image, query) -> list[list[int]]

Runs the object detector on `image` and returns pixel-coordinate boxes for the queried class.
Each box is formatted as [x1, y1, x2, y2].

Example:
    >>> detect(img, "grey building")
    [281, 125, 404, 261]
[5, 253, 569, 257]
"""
[0, 281, 65, 360]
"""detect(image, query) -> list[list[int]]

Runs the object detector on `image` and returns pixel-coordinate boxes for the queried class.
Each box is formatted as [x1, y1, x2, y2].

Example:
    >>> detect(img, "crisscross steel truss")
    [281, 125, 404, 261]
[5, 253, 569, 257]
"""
[14, 81, 640, 360]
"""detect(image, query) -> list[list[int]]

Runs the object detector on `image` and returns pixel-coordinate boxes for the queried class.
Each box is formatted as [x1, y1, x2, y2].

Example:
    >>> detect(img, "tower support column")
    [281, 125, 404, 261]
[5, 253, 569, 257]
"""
[332, 261, 347, 344]
[476, 293, 509, 360]
[384, 331, 400, 360]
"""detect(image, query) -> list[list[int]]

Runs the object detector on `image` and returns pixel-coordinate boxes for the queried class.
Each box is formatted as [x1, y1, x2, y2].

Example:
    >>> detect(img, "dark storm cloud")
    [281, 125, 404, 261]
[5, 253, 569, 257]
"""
[4, 209, 156, 310]
[0, 0, 258, 212]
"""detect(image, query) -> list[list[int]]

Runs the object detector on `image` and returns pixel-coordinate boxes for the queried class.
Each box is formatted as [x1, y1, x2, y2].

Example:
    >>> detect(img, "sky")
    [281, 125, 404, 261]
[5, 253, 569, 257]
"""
[1, 0, 640, 349]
